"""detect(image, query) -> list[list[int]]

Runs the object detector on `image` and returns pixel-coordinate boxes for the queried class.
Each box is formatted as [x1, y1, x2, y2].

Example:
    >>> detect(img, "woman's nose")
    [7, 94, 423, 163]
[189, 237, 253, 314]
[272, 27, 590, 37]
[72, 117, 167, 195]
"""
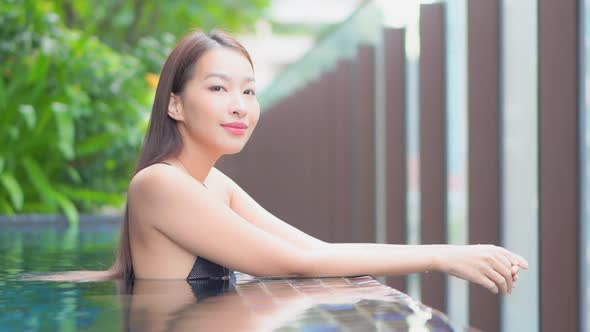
[230, 93, 247, 116]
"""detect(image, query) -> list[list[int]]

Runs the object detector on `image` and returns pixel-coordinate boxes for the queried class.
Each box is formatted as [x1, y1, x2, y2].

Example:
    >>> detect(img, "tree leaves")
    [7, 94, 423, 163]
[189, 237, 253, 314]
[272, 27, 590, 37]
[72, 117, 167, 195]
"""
[0, 172, 23, 210]
[51, 102, 75, 160]
[0, 0, 268, 227]
[21, 157, 79, 226]
[0, 2, 146, 225]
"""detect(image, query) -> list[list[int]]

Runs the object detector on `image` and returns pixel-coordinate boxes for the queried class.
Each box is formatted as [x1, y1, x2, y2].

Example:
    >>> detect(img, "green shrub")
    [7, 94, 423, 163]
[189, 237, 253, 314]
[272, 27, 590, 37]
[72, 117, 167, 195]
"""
[0, 0, 153, 225]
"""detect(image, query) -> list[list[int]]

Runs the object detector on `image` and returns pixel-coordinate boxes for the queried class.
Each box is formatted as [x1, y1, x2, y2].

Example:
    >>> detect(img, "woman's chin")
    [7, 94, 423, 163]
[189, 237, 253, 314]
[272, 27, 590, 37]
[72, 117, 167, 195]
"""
[222, 143, 246, 155]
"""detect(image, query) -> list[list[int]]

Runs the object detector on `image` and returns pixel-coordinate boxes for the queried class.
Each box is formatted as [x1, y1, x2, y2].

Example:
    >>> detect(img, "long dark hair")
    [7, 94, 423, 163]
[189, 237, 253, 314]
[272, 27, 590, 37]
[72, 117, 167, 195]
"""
[25, 29, 254, 282]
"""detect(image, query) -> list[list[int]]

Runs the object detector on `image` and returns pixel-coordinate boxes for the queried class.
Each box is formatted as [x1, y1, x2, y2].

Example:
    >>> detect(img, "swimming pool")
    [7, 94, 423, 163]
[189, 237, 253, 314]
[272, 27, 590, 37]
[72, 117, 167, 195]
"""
[0, 217, 474, 331]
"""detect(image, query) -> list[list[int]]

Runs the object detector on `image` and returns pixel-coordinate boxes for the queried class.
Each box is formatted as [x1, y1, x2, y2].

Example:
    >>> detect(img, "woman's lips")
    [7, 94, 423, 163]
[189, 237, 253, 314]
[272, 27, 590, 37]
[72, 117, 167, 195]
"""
[221, 125, 247, 136]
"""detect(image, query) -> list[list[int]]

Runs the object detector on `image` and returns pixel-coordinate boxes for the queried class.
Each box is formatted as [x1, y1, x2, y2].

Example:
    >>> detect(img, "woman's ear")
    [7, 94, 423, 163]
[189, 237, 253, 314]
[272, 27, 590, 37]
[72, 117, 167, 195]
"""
[167, 93, 184, 121]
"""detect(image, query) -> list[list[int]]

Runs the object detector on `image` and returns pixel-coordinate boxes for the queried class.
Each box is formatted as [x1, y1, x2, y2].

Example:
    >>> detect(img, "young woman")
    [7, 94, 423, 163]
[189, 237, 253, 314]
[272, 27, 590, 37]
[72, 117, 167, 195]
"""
[38, 29, 527, 296]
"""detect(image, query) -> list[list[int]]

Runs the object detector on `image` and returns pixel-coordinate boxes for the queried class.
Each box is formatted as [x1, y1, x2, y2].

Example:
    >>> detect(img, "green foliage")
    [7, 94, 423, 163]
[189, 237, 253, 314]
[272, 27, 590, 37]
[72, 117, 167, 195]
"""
[0, 0, 271, 225]
[0, 0, 151, 225]
[49, 0, 271, 72]
[51, 0, 270, 45]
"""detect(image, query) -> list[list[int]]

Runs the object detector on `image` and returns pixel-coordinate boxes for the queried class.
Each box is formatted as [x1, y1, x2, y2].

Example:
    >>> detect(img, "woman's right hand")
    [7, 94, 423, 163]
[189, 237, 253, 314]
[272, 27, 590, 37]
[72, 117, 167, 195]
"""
[433, 244, 529, 295]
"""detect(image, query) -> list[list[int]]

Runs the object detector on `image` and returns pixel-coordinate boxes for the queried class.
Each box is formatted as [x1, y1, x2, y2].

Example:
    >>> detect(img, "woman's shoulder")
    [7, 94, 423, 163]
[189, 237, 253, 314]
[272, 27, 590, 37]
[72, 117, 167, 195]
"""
[208, 167, 235, 187]
[128, 163, 194, 201]
[128, 164, 233, 204]
[207, 167, 237, 201]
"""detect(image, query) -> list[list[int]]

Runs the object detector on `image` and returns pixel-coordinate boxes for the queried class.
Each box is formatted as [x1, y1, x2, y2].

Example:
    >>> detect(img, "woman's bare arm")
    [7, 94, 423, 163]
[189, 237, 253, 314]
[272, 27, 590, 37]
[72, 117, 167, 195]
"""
[220, 168, 438, 254]
[223, 175, 439, 273]
[220, 168, 448, 271]
[217, 168, 328, 250]
[221, 168, 418, 252]
[217, 168, 528, 294]
[128, 165, 439, 278]
[297, 243, 526, 295]
[130, 166, 527, 294]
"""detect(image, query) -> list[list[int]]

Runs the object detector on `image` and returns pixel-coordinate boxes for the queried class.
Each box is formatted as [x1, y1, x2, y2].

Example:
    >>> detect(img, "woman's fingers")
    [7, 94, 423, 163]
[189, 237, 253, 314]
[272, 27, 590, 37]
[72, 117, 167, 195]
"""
[485, 267, 511, 294]
[479, 275, 499, 294]
[512, 271, 519, 282]
[511, 265, 519, 275]
[495, 252, 513, 270]
[488, 247, 522, 293]
[452, 245, 526, 295]
[486, 254, 513, 294]
[500, 247, 520, 266]
[499, 247, 529, 269]
[516, 254, 529, 269]
[493, 252, 519, 286]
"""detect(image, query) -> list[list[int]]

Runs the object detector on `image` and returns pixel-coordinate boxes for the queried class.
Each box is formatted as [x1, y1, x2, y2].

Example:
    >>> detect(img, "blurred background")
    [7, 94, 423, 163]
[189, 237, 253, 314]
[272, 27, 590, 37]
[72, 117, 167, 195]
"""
[0, 0, 588, 331]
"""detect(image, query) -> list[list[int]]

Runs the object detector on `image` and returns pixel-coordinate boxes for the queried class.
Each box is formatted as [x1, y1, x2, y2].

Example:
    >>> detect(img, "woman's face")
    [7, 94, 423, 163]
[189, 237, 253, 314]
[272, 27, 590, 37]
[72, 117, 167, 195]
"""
[169, 47, 260, 155]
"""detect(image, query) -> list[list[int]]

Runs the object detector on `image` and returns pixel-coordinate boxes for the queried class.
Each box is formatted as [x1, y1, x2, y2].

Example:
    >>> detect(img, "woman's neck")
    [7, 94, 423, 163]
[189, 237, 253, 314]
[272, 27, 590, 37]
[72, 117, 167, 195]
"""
[173, 140, 220, 184]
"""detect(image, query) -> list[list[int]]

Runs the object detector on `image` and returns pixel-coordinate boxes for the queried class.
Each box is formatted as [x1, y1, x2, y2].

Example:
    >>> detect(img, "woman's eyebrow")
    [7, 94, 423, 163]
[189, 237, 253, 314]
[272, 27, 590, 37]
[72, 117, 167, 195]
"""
[203, 72, 255, 83]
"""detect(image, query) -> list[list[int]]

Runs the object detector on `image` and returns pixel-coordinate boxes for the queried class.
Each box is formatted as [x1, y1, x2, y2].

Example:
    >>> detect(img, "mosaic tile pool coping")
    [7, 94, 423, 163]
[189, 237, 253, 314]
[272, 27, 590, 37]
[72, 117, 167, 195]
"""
[114, 272, 479, 331]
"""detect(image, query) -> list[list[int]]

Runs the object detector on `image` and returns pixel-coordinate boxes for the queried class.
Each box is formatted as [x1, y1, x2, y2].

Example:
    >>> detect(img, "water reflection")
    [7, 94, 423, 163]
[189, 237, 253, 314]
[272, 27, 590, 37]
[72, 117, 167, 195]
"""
[120, 276, 236, 331]
[118, 273, 470, 331]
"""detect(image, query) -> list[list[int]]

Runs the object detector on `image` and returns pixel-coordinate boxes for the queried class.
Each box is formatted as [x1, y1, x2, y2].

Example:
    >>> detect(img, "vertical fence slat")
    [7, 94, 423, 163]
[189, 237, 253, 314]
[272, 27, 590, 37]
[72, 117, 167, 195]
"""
[334, 59, 356, 243]
[384, 27, 408, 292]
[539, 0, 581, 330]
[354, 45, 377, 243]
[419, 2, 448, 313]
[467, 0, 501, 330]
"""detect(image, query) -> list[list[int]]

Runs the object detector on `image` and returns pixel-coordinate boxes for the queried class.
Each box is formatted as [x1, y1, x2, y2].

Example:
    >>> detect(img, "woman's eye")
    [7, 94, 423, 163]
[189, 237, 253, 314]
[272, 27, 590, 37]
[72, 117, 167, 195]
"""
[210, 86, 225, 92]
[245, 89, 256, 96]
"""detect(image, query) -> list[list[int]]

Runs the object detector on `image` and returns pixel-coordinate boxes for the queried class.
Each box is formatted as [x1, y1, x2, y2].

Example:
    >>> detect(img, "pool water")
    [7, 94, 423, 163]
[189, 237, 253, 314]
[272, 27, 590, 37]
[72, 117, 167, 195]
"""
[0, 220, 474, 331]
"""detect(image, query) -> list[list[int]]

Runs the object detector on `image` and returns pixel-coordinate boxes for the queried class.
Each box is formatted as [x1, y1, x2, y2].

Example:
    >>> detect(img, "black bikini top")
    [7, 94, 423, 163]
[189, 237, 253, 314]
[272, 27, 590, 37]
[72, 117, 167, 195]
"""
[187, 256, 232, 280]
[156, 161, 233, 280]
